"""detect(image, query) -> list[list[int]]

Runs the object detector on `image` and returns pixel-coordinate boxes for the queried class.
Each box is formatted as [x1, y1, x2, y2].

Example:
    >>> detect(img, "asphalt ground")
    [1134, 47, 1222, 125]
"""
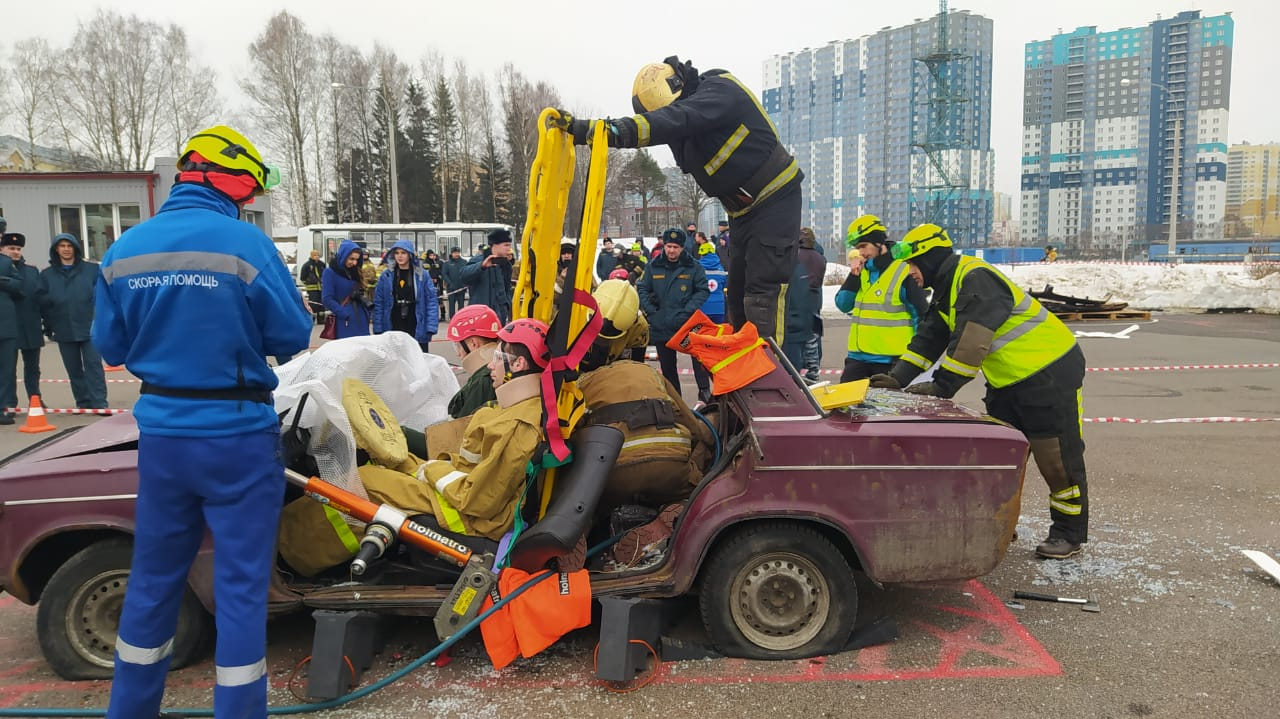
[0, 312, 1277, 718]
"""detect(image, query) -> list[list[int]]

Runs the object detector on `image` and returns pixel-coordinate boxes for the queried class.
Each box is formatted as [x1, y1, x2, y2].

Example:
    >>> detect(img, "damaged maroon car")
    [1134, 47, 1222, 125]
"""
[0, 357, 1028, 679]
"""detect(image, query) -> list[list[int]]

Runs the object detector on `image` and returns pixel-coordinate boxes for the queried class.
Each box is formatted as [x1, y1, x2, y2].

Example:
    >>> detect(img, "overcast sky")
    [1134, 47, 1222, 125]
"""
[6, 0, 1276, 204]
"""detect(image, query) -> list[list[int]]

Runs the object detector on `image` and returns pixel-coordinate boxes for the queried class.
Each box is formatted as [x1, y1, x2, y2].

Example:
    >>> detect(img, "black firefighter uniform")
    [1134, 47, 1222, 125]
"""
[888, 254, 1089, 547]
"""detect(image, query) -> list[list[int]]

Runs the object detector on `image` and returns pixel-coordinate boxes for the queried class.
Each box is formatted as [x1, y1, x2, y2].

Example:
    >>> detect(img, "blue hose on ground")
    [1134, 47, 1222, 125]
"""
[691, 408, 721, 468]
[0, 537, 618, 718]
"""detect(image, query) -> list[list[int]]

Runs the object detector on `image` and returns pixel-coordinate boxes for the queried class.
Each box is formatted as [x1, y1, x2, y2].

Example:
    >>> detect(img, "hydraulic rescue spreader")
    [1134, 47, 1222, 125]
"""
[282, 469, 494, 641]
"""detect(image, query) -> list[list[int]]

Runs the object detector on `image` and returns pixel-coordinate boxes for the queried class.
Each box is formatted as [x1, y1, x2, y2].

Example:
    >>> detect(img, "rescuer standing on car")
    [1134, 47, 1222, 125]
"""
[92, 125, 312, 719]
[561, 55, 803, 342]
[868, 225, 1089, 560]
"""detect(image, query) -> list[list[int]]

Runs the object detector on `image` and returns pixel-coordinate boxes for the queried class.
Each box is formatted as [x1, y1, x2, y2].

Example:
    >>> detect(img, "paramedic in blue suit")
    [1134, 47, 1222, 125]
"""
[92, 125, 312, 719]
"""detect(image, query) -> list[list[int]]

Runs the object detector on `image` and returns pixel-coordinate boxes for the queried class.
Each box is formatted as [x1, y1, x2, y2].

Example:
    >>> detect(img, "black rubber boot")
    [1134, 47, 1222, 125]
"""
[743, 294, 783, 344]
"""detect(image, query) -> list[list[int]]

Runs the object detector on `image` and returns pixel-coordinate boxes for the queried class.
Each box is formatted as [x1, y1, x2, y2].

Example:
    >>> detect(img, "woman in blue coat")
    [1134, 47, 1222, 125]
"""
[321, 239, 371, 339]
[373, 239, 439, 351]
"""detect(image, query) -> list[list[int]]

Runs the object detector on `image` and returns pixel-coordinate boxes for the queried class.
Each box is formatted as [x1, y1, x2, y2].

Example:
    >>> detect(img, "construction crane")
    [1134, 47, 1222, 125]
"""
[909, 0, 973, 242]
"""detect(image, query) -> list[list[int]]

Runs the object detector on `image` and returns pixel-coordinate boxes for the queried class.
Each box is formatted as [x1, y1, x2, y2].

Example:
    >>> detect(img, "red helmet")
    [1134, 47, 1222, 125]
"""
[608, 268, 630, 280]
[446, 305, 501, 342]
[497, 318, 551, 369]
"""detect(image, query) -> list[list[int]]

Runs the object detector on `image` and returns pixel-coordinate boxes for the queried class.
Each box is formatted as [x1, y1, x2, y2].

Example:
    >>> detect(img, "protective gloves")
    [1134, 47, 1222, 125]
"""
[867, 373, 900, 390]
[553, 109, 592, 146]
[904, 381, 954, 398]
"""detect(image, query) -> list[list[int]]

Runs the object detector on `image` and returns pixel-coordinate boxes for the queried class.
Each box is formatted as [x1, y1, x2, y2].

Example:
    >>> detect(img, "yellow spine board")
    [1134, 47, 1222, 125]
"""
[513, 109, 575, 323]
[514, 112, 612, 518]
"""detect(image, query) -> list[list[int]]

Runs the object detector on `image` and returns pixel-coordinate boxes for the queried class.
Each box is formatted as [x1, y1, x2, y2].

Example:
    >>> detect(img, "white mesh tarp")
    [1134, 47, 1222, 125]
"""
[273, 333, 460, 501]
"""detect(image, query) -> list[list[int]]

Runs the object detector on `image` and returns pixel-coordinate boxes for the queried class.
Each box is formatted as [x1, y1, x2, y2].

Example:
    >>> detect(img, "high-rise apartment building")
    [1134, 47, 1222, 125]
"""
[1020, 10, 1233, 256]
[763, 11, 994, 254]
[1226, 143, 1280, 238]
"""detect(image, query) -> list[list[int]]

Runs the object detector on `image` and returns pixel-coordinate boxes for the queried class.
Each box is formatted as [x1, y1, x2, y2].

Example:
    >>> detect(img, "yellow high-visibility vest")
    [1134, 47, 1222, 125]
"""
[847, 260, 914, 356]
[942, 256, 1076, 388]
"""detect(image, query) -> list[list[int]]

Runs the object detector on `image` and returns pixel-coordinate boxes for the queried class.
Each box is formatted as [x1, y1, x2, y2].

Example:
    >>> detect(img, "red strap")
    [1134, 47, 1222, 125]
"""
[539, 290, 604, 461]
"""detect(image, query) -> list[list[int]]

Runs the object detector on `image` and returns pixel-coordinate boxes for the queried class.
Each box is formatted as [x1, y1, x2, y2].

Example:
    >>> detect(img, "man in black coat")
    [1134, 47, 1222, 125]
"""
[459, 230, 514, 324]
[1, 232, 42, 423]
[563, 56, 803, 343]
[441, 247, 469, 318]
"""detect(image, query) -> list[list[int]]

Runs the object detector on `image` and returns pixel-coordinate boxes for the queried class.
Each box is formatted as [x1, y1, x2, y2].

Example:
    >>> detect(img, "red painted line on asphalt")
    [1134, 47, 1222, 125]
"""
[0, 580, 1058, 703]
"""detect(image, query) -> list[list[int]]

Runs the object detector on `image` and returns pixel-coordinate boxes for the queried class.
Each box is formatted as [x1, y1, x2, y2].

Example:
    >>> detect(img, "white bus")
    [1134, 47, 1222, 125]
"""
[296, 222, 513, 264]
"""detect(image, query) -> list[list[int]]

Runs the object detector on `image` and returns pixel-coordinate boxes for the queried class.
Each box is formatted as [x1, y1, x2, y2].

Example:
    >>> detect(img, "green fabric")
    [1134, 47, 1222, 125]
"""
[448, 365, 498, 418]
[401, 426, 428, 459]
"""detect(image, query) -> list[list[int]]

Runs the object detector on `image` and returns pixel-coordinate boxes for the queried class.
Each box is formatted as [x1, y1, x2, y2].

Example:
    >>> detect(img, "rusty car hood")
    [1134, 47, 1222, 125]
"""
[0, 414, 138, 473]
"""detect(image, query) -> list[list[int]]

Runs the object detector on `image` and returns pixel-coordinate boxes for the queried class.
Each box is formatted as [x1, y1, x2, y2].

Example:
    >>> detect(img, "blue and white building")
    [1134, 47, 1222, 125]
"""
[1020, 10, 1233, 253]
[762, 11, 996, 253]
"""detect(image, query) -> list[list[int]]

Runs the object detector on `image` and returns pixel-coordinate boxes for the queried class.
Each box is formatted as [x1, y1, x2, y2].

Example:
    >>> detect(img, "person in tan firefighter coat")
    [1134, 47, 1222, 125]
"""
[578, 280, 713, 510]
[418, 318, 552, 541]
[868, 225, 1089, 560]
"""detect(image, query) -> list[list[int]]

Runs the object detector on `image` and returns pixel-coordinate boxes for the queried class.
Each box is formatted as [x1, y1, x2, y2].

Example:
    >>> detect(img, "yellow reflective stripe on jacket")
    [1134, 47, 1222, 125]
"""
[704, 124, 749, 176]
[748, 160, 801, 210]
[633, 115, 651, 147]
[943, 256, 1076, 388]
[848, 261, 913, 356]
[621, 433, 693, 451]
[901, 349, 931, 370]
[718, 72, 799, 215]
[433, 492, 468, 533]
[322, 506, 361, 553]
[939, 355, 980, 378]
[711, 338, 767, 374]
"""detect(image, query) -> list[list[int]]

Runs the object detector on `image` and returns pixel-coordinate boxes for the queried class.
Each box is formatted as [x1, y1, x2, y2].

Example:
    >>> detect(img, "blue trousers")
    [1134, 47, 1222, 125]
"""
[58, 341, 108, 408]
[107, 430, 284, 719]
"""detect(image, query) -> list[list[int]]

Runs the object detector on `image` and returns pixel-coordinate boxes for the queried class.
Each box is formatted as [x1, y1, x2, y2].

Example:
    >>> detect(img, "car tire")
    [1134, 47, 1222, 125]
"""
[35, 538, 211, 680]
[698, 522, 857, 660]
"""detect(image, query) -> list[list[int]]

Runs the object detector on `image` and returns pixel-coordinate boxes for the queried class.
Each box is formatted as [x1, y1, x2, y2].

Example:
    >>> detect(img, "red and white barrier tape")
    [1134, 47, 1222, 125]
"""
[1086, 363, 1279, 372]
[4, 407, 129, 415]
[1084, 416, 1279, 424]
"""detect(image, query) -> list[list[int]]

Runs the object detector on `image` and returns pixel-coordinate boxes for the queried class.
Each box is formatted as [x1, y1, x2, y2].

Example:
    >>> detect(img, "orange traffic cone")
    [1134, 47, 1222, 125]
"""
[104, 362, 124, 372]
[19, 395, 57, 434]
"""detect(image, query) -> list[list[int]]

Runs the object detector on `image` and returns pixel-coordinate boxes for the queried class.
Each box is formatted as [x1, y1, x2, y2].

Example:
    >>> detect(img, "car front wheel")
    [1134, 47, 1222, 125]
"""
[699, 522, 858, 659]
[35, 539, 211, 680]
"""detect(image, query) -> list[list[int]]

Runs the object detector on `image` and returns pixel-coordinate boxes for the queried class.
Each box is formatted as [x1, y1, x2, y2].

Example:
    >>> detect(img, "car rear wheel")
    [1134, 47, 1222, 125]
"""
[699, 522, 857, 659]
[35, 539, 211, 680]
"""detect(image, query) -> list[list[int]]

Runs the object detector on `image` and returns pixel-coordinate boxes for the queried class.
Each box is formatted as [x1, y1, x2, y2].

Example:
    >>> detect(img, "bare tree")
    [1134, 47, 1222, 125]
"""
[499, 65, 562, 231]
[9, 38, 58, 170]
[242, 11, 323, 227]
[672, 173, 712, 228]
[52, 10, 201, 170]
[158, 28, 219, 159]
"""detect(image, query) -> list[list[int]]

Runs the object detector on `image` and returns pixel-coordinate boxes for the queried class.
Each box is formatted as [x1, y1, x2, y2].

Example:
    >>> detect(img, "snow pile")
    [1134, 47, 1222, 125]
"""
[817, 261, 1280, 316]
[996, 262, 1280, 312]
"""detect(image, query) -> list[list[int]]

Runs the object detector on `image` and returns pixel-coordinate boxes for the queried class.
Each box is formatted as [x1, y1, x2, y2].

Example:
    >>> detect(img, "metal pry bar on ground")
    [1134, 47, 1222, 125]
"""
[1013, 590, 1100, 612]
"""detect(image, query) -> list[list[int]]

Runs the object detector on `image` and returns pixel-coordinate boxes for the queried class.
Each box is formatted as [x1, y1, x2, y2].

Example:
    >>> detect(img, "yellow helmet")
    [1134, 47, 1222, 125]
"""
[632, 62, 684, 113]
[892, 224, 953, 261]
[846, 214, 887, 247]
[698, 241, 716, 256]
[179, 125, 279, 192]
[593, 279, 640, 339]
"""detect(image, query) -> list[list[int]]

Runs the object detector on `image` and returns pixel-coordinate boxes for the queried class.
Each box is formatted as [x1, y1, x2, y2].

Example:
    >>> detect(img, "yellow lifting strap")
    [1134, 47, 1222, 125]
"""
[513, 110, 611, 518]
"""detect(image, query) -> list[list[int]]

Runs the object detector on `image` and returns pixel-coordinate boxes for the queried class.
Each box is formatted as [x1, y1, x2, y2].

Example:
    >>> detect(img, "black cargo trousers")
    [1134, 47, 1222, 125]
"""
[725, 180, 801, 344]
[983, 344, 1089, 545]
